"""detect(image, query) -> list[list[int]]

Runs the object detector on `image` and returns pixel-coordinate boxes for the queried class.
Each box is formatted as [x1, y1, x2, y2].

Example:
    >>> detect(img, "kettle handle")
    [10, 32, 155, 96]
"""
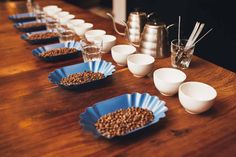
[167, 24, 175, 30]
[106, 13, 126, 36]
[120, 21, 140, 47]
[147, 12, 157, 19]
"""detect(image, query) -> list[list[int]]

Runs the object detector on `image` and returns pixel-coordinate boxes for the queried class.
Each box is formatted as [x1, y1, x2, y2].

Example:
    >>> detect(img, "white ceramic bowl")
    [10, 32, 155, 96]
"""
[53, 11, 69, 19]
[67, 19, 85, 29]
[58, 14, 75, 25]
[43, 5, 58, 12]
[127, 54, 155, 77]
[179, 81, 217, 114]
[85, 29, 106, 42]
[45, 8, 62, 16]
[111, 45, 136, 66]
[153, 68, 186, 96]
[74, 23, 94, 37]
[94, 35, 116, 53]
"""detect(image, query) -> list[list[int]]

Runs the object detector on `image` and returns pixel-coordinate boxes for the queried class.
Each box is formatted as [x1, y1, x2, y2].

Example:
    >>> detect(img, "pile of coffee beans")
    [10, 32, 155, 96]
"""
[60, 71, 104, 86]
[28, 32, 58, 40]
[95, 107, 154, 138]
[60, 31, 75, 36]
[39, 48, 77, 57]
[19, 22, 46, 29]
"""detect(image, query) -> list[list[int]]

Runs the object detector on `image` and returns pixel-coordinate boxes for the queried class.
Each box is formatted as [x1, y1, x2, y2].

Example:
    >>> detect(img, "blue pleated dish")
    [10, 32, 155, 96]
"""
[9, 12, 36, 22]
[80, 92, 168, 139]
[32, 41, 82, 62]
[14, 20, 46, 32]
[21, 30, 59, 44]
[48, 60, 115, 89]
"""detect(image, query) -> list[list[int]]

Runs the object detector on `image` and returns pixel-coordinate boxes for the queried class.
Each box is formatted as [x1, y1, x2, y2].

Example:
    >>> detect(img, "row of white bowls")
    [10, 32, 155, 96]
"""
[153, 68, 217, 114]
[43, 5, 217, 115]
[43, 6, 117, 53]
[109, 44, 217, 114]
[43, 5, 93, 37]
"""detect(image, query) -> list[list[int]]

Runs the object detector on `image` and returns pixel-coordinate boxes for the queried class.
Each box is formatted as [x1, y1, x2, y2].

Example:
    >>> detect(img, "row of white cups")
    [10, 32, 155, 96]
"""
[43, 5, 217, 115]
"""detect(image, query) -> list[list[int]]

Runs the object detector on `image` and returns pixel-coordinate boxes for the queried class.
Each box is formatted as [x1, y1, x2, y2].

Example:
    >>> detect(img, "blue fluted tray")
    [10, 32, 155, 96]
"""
[14, 20, 46, 32]
[48, 60, 115, 89]
[9, 12, 36, 22]
[80, 92, 168, 139]
[32, 41, 82, 62]
[21, 30, 59, 44]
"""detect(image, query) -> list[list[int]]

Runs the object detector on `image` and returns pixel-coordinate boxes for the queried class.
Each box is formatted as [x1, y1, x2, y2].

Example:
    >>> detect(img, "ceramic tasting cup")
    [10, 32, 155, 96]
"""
[127, 54, 155, 77]
[178, 81, 217, 114]
[153, 68, 186, 96]
[111, 44, 136, 66]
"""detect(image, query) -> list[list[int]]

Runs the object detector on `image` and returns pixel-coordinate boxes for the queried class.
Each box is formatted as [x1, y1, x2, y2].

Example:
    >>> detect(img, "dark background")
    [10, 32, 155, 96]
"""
[66, 0, 236, 72]
[126, 0, 236, 72]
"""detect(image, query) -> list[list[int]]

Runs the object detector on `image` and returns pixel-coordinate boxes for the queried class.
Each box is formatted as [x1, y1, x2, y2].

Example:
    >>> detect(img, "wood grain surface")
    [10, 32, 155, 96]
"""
[0, 1, 236, 157]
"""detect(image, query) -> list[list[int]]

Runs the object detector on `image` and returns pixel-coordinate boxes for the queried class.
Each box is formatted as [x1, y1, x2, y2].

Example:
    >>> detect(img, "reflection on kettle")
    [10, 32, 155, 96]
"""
[107, 11, 155, 45]
[140, 22, 174, 58]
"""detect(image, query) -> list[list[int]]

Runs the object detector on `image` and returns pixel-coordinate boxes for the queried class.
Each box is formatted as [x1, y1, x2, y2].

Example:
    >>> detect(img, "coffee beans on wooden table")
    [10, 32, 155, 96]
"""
[28, 32, 58, 40]
[39, 48, 78, 57]
[95, 107, 154, 138]
[19, 22, 46, 29]
[60, 71, 104, 86]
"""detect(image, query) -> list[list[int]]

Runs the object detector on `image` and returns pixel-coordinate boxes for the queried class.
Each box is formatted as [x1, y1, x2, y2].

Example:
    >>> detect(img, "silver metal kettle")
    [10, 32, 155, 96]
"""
[140, 19, 174, 58]
[107, 11, 154, 45]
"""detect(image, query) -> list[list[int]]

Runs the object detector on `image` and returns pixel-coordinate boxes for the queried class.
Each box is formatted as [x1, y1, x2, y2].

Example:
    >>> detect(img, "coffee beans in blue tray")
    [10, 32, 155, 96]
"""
[39, 47, 78, 57]
[95, 107, 154, 138]
[27, 32, 58, 40]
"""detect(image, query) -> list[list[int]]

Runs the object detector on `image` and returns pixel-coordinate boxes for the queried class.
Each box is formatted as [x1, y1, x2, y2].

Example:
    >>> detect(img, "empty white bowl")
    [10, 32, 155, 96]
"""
[85, 29, 106, 42]
[74, 23, 94, 37]
[179, 81, 217, 114]
[67, 19, 85, 29]
[43, 5, 58, 12]
[53, 11, 69, 19]
[111, 45, 136, 66]
[153, 68, 186, 96]
[94, 35, 116, 53]
[45, 8, 62, 16]
[58, 14, 75, 25]
[127, 54, 155, 77]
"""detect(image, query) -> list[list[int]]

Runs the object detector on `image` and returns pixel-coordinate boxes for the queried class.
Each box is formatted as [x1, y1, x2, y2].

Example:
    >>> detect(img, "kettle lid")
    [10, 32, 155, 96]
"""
[145, 22, 167, 28]
[130, 11, 146, 16]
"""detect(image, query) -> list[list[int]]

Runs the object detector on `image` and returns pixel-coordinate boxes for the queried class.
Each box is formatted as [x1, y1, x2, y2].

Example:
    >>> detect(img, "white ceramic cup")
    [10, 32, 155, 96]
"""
[153, 68, 186, 96]
[43, 5, 58, 12]
[58, 14, 75, 25]
[179, 81, 217, 114]
[53, 11, 69, 19]
[111, 44, 136, 66]
[85, 29, 106, 42]
[67, 19, 85, 29]
[127, 54, 155, 77]
[73, 23, 94, 37]
[94, 35, 116, 53]
[45, 8, 62, 17]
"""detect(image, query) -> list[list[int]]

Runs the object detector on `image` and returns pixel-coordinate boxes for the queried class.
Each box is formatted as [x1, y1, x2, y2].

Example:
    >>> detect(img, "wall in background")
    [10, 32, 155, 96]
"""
[126, 0, 236, 72]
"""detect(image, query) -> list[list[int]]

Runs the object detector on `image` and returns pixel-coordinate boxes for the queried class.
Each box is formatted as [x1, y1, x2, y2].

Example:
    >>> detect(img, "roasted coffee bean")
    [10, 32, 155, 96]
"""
[39, 48, 77, 57]
[60, 71, 104, 86]
[19, 22, 46, 29]
[28, 32, 58, 40]
[95, 107, 154, 138]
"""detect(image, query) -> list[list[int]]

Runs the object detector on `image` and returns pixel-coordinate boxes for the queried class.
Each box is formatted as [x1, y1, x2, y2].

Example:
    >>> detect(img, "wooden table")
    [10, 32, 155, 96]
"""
[0, 1, 236, 157]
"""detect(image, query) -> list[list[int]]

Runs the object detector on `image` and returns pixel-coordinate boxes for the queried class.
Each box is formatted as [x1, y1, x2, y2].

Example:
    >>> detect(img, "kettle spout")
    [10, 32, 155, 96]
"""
[106, 12, 126, 36]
